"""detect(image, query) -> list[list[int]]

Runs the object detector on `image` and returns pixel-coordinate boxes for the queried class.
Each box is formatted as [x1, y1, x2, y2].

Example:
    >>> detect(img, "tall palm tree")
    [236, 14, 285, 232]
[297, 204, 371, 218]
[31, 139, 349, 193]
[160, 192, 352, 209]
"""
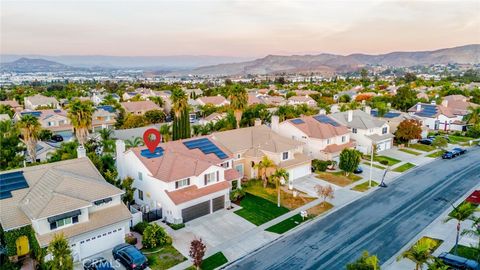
[17, 114, 41, 162]
[68, 99, 94, 145]
[99, 128, 115, 152]
[254, 156, 276, 188]
[229, 85, 248, 129]
[125, 137, 144, 149]
[159, 124, 172, 142]
[464, 105, 480, 125]
[170, 89, 190, 140]
[398, 237, 437, 270]
[445, 202, 477, 255]
[461, 215, 480, 261]
[171, 89, 188, 118]
[270, 168, 289, 207]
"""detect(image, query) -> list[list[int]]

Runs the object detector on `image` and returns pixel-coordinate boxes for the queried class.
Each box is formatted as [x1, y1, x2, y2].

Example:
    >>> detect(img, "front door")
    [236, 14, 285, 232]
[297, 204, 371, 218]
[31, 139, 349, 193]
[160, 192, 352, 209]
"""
[16, 236, 29, 256]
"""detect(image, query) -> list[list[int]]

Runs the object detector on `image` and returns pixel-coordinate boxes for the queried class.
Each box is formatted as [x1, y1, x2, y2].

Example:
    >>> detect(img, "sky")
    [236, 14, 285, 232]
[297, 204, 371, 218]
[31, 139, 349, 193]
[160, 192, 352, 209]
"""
[1, 0, 479, 57]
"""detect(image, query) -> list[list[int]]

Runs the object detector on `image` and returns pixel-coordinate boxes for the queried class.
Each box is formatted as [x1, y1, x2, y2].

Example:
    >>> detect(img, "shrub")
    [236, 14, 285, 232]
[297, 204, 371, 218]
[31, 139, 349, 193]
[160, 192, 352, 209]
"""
[379, 160, 389, 166]
[230, 188, 246, 201]
[132, 221, 149, 235]
[311, 159, 332, 172]
[142, 223, 170, 249]
[167, 223, 185, 230]
[125, 234, 138, 245]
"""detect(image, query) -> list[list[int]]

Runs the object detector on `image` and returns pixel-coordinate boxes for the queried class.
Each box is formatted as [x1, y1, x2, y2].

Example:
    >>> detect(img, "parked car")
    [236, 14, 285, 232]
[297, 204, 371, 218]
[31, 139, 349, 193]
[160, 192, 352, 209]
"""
[437, 252, 480, 270]
[112, 243, 148, 270]
[419, 139, 433, 145]
[453, 147, 466, 155]
[51, 134, 64, 142]
[442, 151, 455, 159]
[353, 167, 363, 174]
[83, 257, 114, 270]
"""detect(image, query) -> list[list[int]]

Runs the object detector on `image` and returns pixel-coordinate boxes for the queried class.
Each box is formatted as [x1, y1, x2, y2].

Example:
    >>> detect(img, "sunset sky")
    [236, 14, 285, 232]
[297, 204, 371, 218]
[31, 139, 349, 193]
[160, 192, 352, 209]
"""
[1, 0, 479, 57]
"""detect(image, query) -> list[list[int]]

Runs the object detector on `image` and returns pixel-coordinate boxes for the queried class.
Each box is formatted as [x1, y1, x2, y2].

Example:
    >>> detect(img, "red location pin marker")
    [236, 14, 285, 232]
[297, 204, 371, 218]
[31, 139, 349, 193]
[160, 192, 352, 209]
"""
[143, 128, 161, 153]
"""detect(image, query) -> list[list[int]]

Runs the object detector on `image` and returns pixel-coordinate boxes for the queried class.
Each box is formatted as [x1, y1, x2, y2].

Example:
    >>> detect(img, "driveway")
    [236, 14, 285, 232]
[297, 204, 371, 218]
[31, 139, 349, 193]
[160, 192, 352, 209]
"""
[166, 208, 256, 257]
[74, 249, 127, 270]
[292, 174, 341, 197]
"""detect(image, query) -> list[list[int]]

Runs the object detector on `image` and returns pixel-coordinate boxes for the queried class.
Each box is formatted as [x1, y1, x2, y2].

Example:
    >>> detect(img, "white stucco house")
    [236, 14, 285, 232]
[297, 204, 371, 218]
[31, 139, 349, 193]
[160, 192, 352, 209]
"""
[407, 102, 467, 132]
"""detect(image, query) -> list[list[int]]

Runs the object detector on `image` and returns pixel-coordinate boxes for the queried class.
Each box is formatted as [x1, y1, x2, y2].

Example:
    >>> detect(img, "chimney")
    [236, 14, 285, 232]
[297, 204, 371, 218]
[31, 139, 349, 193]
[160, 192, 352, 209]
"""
[364, 106, 371, 115]
[347, 110, 353, 122]
[416, 103, 422, 112]
[254, 118, 262, 126]
[77, 145, 86, 158]
[271, 115, 280, 132]
[319, 109, 326, 115]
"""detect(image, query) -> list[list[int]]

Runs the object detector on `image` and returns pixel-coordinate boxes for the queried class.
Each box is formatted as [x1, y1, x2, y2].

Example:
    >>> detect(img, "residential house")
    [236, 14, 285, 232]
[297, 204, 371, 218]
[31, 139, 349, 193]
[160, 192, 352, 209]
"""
[196, 96, 230, 107]
[247, 93, 262, 106]
[330, 109, 394, 153]
[24, 94, 59, 110]
[287, 96, 316, 107]
[116, 136, 241, 224]
[14, 109, 74, 139]
[370, 108, 428, 138]
[120, 100, 161, 115]
[0, 100, 23, 112]
[294, 90, 317, 96]
[441, 95, 478, 119]
[272, 114, 354, 161]
[92, 106, 117, 132]
[212, 123, 311, 181]
[259, 95, 287, 106]
[199, 112, 227, 126]
[407, 102, 466, 131]
[0, 157, 131, 262]
[91, 92, 120, 106]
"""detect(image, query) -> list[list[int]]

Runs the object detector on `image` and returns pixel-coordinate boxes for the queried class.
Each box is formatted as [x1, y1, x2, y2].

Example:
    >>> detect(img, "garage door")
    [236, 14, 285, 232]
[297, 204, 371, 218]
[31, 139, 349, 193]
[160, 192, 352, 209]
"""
[288, 163, 311, 181]
[79, 226, 124, 259]
[212, 196, 225, 212]
[182, 200, 211, 222]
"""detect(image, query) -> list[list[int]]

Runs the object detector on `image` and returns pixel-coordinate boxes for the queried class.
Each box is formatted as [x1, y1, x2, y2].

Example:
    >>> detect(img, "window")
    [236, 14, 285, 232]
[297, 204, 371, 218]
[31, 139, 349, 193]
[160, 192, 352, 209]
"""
[342, 136, 346, 143]
[352, 128, 357, 134]
[221, 162, 229, 168]
[204, 172, 216, 185]
[327, 139, 331, 145]
[138, 189, 144, 200]
[138, 172, 143, 181]
[282, 152, 289, 160]
[55, 217, 72, 228]
[382, 127, 388, 134]
[175, 178, 190, 189]
[48, 121, 55, 126]
[237, 154, 241, 159]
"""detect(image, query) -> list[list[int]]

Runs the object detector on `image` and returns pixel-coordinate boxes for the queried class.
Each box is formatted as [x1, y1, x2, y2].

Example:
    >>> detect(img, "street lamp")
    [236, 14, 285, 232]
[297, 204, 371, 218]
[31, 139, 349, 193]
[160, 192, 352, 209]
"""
[369, 143, 374, 188]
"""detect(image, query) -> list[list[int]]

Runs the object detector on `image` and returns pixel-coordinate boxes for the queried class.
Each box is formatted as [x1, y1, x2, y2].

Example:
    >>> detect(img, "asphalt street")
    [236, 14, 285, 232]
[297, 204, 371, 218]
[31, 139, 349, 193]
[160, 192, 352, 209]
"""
[227, 147, 480, 270]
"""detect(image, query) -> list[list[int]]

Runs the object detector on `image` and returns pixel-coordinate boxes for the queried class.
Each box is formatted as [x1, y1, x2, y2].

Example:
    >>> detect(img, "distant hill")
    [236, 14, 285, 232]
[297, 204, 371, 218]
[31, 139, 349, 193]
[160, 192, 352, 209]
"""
[185, 44, 480, 76]
[0, 57, 80, 72]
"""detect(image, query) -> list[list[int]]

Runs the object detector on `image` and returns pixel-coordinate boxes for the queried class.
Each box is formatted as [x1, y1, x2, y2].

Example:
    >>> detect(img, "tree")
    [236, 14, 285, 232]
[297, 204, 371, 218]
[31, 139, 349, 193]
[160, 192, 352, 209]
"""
[121, 176, 136, 207]
[0, 104, 13, 118]
[159, 124, 172, 142]
[404, 72, 418, 83]
[346, 251, 380, 270]
[125, 137, 144, 149]
[149, 96, 164, 107]
[122, 114, 149, 129]
[189, 238, 206, 270]
[47, 141, 79, 162]
[98, 128, 115, 153]
[269, 168, 289, 207]
[145, 109, 166, 124]
[47, 234, 73, 270]
[38, 129, 53, 141]
[464, 105, 480, 125]
[339, 149, 361, 176]
[395, 119, 422, 146]
[393, 86, 417, 111]
[432, 137, 448, 150]
[68, 99, 94, 144]
[445, 202, 477, 255]
[0, 120, 24, 170]
[339, 94, 352, 103]
[229, 84, 248, 129]
[17, 114, 41, 162]
[254, 156, 276, 188]
[461, 215, 480, 262]
[171, 88, 190, 140]
[315, 185, 335, 206]
[142, 223, 170, 249]
[397, 237, 437, 270]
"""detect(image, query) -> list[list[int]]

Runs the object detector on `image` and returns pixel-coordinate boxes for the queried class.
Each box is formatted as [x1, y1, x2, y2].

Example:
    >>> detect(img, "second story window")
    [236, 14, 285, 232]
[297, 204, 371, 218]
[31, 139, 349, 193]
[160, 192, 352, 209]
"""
[221, 162, 229, 168]
[204, 172, 217, 185]
[138, 189, 144, 200]
[138, 172, 143, 181]
[175, 178, 190, 189]
[327, 139, 331, 145]
[342, 136, 346, 143]
[282, 152, 289, 160]
[382, 127, 388, 134]
[352, 128, 357, 134]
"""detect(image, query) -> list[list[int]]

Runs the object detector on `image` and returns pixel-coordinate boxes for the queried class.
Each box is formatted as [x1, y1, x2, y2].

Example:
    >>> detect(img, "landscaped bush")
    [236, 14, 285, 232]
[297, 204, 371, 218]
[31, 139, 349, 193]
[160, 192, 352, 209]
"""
[142, 223, 171, 249]
[167, 223, 185, 230]
[311, 159, 332, 172]
[125, 234, 138, 245]
[132, 221, 149, 235]
[230, 188, 246, 202]
[379, 160, 389, 166]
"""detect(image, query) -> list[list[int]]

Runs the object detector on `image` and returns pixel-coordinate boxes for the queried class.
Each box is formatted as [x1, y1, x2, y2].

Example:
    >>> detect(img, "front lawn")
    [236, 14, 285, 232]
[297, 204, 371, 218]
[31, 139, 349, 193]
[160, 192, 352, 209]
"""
[409, 143, 436, 152]
[408, 237, 443, 254]
[144, 245, 186, 270]
[352, 181, 379, 192]
[449, 135, 475, 144]
[427, 150, 445, 158]
[242, 180, 315, 209]
[393, 162, 416, 172]
[184, 252, 229, 270]
[398, 148, 421, 156]
[450, 245, 480, 262]
[362, 161, 386, 170]
[234, 193, 289, 225]
[316, 171, 362, 187]
[306, 201, 334, 216]
[372, 155, 401, 166]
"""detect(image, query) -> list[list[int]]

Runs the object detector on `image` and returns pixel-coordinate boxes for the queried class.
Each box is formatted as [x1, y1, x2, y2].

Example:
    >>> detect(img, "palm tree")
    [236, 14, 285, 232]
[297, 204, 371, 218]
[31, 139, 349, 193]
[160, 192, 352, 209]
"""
[445, 202, 477, 255]
[99, 128, 115, 153]
[254, 156, 276, 188]
[464, 105, 480, 125]
[68, 99, 94, 145]
[229, 85, 248, 129]
[17, 114, 41, 162]
[159, 124, 172, 142]
[461, 215, 480, 261]
[171, 89, 190, 140]
[125, 137, 144, 149]
[270, 168, 289, 207]
[398, 237, 437, 270]
[47, 233, 73, 270]
[171, 89, 188, 118]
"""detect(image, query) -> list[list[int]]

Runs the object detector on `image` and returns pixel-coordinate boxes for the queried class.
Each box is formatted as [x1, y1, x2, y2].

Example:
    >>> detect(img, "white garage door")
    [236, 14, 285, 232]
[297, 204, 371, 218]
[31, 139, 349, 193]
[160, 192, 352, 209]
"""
[288, 163, 311, 181]
[79, 226, 125, 259]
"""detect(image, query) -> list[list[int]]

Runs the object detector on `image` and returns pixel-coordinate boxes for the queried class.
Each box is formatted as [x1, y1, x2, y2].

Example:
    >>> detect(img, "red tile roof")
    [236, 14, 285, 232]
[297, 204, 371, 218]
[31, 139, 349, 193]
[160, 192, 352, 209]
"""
[224, 168, 241, 181]
[165, 181, 230, 205]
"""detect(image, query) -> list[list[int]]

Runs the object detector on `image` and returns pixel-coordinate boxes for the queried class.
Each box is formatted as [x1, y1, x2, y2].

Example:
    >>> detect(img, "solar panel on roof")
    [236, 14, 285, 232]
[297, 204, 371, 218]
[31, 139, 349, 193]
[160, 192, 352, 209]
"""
[183, 138, 228, 159]
[140, 147, 164, 159]
[21, 111, 41, 118]
[0, 171, 29, 200]
[290, 119, 305, 124]
[53, 109, 62, 113]
[313, 115, 340, 127]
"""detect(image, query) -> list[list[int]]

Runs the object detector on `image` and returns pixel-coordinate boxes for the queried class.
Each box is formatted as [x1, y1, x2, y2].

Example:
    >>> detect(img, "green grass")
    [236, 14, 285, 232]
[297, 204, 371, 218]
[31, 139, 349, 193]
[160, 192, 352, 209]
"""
[145, 245, 186, 270]
[409, 237, 443, 253]
[362, 161, 386, 170]
[398, 148, 422, 156]
[450, 245, 480, 262]
[448, 201, 478, 218]
[351, 181, 379, 192]
[372, 155, 401, 166]
[234, 193, 289, 225]
[332, 171, 363, 181]
[427, 150, 445, 158]
[201, 252, 229, 270]
[167, 223, 185, 230]
[266, 214, 305, 234]
[449, 135, 475, 144]
[392, 162, 416, 172]
[409, 143, 436, 152]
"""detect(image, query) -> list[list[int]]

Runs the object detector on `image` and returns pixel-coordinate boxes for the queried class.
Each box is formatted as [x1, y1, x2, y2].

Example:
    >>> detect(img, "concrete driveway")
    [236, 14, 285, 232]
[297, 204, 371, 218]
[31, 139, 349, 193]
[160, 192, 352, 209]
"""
[74, 249, 127, 270]
[167, 208, 256, 257]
